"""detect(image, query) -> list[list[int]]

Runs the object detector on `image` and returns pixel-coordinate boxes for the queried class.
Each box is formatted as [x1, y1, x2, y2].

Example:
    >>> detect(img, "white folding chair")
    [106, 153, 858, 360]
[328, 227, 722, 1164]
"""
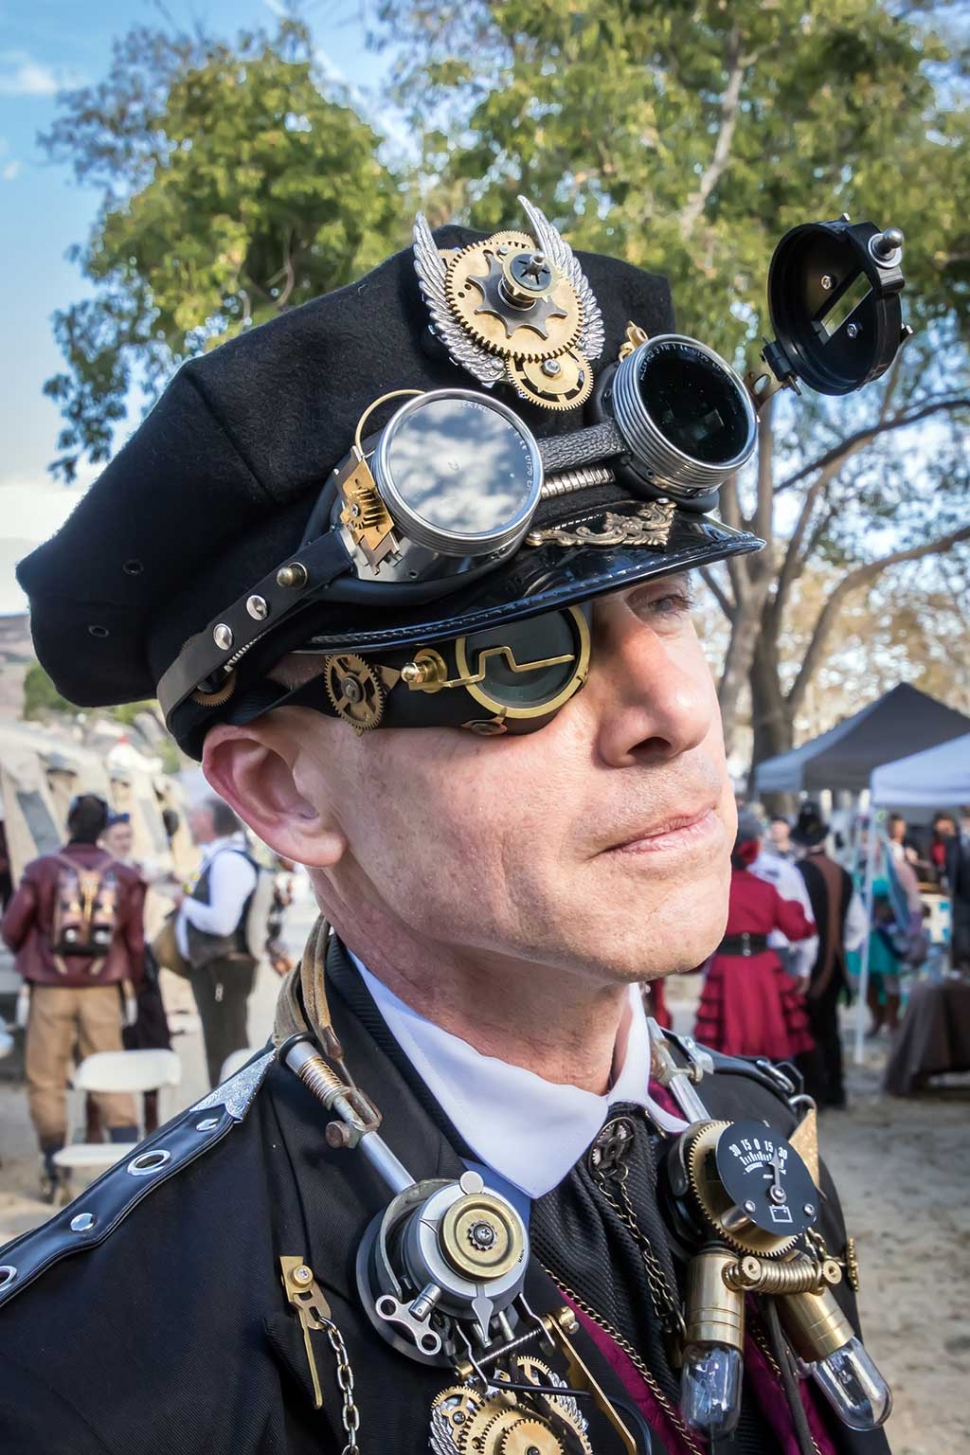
[218, 1047, 259, 1083]
[54, 1048, 182, 1178]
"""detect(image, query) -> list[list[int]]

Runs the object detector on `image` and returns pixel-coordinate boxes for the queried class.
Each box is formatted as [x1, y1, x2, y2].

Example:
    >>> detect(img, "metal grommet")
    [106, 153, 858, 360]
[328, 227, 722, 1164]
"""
[195, 1118, 219, 1132]
[126, 1148, 172, 1177]
[213, 623, 233, 651]
[87, 624, 110, 639]
[0, 1265, 17, 1290]
[70, 1212, 96, 1232]
[122, 559, 144, 576]
[246, 594, 269, 620]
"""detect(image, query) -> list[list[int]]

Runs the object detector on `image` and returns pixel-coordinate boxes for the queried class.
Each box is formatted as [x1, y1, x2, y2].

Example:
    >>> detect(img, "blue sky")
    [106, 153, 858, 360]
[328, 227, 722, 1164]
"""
[0, 0, 391, 611]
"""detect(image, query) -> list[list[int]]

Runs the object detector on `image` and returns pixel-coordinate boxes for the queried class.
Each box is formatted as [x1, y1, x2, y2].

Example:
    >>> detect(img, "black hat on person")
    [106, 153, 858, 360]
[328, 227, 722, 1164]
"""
[17, 201, 762, 757]
[792, 801, 828, 848]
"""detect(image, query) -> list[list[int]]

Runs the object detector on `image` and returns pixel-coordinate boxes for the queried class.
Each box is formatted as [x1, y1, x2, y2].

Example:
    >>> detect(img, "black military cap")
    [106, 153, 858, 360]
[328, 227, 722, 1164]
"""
[18, 207, 761, 756]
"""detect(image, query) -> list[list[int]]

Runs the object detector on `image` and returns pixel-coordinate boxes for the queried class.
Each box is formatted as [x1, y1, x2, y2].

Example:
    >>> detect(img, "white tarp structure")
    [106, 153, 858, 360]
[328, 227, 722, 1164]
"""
[852, 732, 970, 1063]
[870, 731, 970, 808]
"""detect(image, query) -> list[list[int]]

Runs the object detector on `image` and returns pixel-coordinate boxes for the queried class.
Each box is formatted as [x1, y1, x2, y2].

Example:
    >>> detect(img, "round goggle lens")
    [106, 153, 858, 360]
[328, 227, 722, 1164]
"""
[377, 393, 541, 555]
[457, 607, 589, 718]
[636, 340, 752, 466]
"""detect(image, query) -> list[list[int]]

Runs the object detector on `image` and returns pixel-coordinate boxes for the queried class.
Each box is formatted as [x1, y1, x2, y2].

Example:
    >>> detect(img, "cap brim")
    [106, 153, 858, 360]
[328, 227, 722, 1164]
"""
[296, 510, 761, 657]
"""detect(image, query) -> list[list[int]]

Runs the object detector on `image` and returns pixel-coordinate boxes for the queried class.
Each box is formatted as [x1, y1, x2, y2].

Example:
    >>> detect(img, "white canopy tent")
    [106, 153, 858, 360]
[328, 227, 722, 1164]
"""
[870, 731, 970, 808]
[853, 732, 970, 1062]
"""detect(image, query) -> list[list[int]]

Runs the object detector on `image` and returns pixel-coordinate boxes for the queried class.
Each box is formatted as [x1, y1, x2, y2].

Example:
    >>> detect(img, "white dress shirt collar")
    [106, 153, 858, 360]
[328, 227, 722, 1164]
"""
[353, 956, 687, 1200]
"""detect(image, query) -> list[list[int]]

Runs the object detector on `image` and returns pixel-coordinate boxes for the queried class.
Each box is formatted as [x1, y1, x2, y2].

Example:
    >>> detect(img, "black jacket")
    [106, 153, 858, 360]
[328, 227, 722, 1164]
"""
[0, 947, 890, 1455]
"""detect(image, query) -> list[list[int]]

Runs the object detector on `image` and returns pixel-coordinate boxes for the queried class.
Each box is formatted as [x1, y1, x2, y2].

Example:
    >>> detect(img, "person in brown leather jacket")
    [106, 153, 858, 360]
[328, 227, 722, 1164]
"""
[1, 792, 145, 1199]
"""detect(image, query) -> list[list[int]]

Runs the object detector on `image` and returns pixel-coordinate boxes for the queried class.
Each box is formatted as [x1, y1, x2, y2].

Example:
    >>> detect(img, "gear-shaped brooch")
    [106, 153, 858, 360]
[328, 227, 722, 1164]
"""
[413, 197, 605, 413]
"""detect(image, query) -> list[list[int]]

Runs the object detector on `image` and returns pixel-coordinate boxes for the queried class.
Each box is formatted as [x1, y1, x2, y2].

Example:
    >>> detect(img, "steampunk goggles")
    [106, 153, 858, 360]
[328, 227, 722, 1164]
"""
[158, 201, 908, 732]
[267, 603, 592, 737]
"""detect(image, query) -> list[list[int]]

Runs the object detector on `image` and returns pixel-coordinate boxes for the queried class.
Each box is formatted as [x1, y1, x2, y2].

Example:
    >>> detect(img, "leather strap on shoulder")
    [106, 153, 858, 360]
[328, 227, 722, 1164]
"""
[0, 1048, 275, 1312]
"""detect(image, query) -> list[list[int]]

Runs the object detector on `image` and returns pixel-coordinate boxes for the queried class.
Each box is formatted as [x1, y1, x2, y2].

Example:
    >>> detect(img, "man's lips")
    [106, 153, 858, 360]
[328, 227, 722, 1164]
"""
[603, 806, 721, 855]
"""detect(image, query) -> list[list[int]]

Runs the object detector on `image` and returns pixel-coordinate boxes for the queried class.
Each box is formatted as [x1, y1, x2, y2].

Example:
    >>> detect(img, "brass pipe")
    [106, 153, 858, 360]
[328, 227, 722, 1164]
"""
[779, 1285, 855, 1363]
[684, 1248, 745, 1351]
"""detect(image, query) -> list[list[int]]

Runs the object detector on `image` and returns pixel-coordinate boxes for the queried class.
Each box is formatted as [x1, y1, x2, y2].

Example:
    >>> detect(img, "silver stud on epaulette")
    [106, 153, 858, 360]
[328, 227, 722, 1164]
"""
[127, 1148, 172, 1177]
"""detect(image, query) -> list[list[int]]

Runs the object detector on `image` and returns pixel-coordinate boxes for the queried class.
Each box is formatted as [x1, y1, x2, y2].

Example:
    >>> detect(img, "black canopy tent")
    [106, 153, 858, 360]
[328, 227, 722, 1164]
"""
[753, 683, 970, 796]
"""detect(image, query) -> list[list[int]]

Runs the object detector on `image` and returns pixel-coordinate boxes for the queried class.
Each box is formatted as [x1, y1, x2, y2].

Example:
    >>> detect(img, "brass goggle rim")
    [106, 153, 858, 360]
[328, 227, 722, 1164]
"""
[329, 604, 591, 730]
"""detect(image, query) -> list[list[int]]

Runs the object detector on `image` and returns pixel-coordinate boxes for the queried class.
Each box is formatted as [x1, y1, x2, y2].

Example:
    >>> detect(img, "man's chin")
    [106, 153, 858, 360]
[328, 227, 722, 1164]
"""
[566, 881, 728, 981]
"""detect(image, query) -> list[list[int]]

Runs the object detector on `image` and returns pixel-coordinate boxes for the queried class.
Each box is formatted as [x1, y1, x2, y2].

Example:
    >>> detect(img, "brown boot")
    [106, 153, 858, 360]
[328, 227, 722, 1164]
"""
[866, 980, 884, 1036]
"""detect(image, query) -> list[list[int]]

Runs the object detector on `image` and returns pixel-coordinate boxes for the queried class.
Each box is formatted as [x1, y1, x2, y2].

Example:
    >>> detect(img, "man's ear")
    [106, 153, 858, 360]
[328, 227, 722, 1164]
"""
[201, 720, 346, 869]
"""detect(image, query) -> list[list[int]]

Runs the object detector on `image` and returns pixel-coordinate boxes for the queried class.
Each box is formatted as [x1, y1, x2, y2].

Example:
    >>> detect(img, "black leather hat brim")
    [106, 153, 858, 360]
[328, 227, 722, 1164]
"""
[298, 513, 758, 656]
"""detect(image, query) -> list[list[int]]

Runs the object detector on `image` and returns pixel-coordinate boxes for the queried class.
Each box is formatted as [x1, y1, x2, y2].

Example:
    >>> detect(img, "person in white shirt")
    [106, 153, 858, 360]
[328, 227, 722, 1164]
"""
[751, 840, 819, 983]
[175, 797, 257, 1087]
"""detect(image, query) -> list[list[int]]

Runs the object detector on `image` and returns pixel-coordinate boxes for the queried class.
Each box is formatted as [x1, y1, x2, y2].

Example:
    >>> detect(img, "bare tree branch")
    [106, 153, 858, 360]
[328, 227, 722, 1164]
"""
[787, 525, 970, 714]
[878, 350, 905, 426]
[679, 29, 746, 238]
[718, 472, 750, 603]
[700, 566, 735, 619]
[753, 392, 774, 544]
[772, 461, 842, 624]
[775, 395, 970, 494]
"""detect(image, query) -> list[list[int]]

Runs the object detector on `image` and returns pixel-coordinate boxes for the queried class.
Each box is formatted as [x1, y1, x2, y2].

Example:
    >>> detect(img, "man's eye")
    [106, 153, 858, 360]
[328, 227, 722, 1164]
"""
[649, 591, 694, 616]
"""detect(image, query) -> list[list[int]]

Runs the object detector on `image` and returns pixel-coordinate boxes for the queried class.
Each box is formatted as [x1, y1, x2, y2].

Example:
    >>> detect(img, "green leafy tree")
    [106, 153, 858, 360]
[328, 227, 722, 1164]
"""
[22, 663, 76, 720]
[42, 19, 409, 480]
[377, 0, 970, 777]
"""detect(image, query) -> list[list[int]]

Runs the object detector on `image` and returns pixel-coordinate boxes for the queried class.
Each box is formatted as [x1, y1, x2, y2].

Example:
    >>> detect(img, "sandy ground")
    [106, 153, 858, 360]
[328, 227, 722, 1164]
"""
[0, 910, 966, 1453]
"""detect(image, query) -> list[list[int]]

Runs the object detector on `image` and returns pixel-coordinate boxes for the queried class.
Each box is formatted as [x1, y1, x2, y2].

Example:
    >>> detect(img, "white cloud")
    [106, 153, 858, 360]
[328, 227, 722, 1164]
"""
[0, 471, 94, 541]
[0, 471, 97, 615]
[1, 160, 21, 181]
[0, 51, 84, 97]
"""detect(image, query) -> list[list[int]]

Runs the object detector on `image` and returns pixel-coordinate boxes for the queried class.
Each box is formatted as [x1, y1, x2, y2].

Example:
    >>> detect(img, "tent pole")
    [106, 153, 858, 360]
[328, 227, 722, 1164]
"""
[854, 819, 879, 1065]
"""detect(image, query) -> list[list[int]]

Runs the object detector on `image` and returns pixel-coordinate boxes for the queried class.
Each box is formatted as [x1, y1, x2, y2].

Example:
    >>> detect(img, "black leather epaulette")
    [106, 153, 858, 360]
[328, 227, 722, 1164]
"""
[0, 1047, 276, 1312]
[660, 1027, 808, 1113]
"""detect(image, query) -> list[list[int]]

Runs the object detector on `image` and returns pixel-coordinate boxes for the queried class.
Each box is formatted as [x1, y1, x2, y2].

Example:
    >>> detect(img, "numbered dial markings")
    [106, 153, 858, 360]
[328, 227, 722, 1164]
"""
[715, 1121, 817, 1236]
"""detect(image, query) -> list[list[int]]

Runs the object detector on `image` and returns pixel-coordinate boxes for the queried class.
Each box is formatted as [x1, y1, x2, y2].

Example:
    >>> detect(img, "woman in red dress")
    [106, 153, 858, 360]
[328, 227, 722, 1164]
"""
[695, 814, 816, 1062]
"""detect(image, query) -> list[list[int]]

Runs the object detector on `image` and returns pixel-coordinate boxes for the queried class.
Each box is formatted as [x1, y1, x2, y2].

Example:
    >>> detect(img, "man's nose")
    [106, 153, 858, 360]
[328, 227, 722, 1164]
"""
[585, 607, 717, 767]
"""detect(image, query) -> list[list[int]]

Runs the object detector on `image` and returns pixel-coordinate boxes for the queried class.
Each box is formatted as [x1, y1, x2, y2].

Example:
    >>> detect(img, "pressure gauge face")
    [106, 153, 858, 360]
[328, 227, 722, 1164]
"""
[610, 336, 758, 499]
[373, 390, 543, 557]
[715, 1121, 817, 1237]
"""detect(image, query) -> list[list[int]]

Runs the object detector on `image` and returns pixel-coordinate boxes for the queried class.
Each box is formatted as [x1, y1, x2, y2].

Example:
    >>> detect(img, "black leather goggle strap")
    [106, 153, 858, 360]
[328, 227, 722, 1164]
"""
[187, 605, 592, 747]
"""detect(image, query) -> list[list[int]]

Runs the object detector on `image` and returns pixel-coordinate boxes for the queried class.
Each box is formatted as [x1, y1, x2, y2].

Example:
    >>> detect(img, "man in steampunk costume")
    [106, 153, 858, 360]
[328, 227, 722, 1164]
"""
[0, 196, 907, 1454]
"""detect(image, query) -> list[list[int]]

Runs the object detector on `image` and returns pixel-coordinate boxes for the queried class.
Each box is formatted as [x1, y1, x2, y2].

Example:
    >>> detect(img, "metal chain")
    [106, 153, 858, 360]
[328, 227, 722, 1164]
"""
[613, 1176, 688, 1340]
[543, 1264, 706, 1455]
[322, 1318, 361, 1453]
[588, 1138, 686, 1339]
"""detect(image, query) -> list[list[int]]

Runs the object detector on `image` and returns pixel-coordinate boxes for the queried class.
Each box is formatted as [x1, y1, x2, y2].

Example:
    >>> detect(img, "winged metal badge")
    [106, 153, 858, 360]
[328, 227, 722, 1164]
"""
[413, 196, 605, 408]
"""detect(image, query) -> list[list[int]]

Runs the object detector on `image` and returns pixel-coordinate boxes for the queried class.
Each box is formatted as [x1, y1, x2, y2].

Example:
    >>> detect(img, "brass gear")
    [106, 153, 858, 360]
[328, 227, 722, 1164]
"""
[506, 350, 593, 412]
[500, 1417, 565, 1455]
[183, 636, 238, 708]
[512, 1356, 592, 1454]
[324, 652, 386, 733]
[458, 1400, 520, 1455]
[431, 1385, 484, 1440]
[445, 238, 582, 361]
[685, 1121, 799, 1258]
